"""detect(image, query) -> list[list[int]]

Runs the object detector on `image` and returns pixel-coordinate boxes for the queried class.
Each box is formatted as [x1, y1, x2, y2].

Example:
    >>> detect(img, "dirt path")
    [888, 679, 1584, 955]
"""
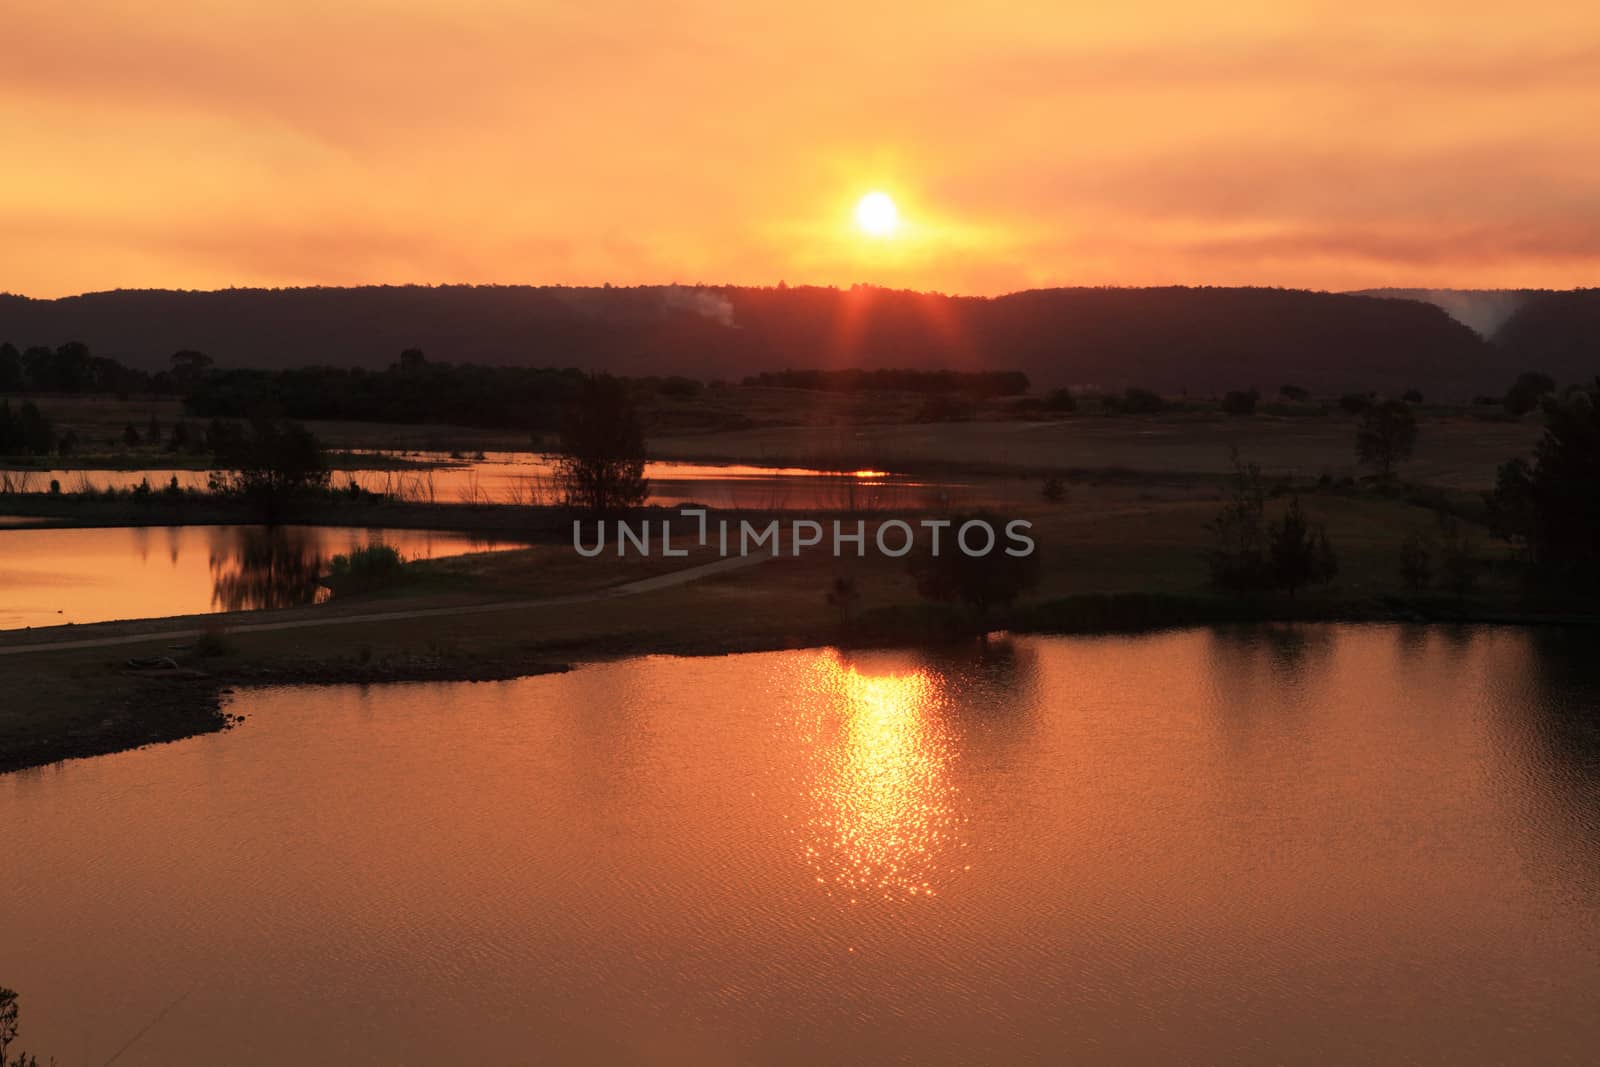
[0, 551, 772, 657]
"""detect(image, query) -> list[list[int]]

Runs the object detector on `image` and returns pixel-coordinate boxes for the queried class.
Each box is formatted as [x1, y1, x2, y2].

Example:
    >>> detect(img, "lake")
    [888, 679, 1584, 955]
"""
[3, 626, 1598, 1064]
[2, 452, 955, 510]
[0, 524, 522, 628]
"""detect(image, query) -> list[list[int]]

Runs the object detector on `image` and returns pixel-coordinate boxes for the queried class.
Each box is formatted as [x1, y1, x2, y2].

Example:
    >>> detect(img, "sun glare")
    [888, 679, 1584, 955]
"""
[854, 192, 899, 237]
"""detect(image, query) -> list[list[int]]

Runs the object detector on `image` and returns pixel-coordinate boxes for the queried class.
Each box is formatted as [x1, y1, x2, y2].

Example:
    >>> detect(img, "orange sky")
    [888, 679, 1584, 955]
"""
[3, 0, 1598, 298]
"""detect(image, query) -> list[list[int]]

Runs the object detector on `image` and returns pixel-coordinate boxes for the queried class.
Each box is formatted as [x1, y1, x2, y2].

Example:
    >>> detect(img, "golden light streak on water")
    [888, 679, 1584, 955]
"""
[788, 650, 966, 902]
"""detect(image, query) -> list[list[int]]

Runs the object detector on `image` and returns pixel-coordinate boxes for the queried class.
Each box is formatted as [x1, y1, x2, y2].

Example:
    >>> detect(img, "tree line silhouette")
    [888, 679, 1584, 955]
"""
[185, 358, 589, 431]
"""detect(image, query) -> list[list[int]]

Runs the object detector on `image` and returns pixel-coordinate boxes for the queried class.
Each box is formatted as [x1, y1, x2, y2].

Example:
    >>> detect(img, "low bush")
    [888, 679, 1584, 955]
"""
[326, 544, 407, 593]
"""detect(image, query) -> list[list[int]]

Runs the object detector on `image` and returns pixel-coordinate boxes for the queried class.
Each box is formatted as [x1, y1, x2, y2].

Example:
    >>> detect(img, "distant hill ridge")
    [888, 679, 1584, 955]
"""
[1349, 288, 1547, 338]
[2, 284, 1596, 397]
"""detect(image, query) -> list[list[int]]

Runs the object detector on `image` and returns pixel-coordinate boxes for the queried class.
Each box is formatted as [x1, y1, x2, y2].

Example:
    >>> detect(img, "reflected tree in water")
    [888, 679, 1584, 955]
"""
[1523, 629, 1600, 841]
[210, 526, 327, 611]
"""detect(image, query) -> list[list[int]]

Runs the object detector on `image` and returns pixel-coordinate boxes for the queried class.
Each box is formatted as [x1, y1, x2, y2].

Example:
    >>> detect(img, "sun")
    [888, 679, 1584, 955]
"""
[854, 191, 900, 237]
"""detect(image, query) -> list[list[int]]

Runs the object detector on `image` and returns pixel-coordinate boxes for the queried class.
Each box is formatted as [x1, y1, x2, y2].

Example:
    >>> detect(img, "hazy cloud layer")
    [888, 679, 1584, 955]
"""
[2, 0, 1598, 296]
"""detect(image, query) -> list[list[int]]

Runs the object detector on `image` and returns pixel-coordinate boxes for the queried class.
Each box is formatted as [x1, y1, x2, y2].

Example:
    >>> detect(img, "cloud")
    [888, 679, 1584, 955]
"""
[3, 0, 1599, 295]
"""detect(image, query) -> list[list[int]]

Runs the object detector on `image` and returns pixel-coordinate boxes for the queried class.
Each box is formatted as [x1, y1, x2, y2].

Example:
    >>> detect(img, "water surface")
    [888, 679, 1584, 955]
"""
[3, 626, 1598, 1064]
[3, 453, 945, 510]
[0, 524, 520, 628]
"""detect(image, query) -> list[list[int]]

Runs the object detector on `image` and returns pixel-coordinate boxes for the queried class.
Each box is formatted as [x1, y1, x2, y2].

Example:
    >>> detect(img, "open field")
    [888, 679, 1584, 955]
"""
[7, 393, 1547, 492]
[652, 411, 1543, 490]
[4, 386, 927, 458]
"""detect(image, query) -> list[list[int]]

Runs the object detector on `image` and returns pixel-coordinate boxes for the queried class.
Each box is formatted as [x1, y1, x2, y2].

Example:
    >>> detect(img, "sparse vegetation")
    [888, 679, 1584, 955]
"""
[0, 986, 44, 1067]
[1209, 457, 1336, 597]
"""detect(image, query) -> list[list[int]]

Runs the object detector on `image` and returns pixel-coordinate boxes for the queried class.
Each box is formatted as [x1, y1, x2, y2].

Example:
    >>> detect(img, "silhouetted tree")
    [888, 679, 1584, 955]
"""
[397, 347, 428, 372]
[19, 347, 52, 390]
[908, 512, 1040, 617]
[0, 987, 15, 1063]
[555, 374, 648, 513]
[0, 400, 54, 455]
[170, 349, 214, 391]
[19, 341, 94, 392]
[0, 987, 39, 1067]
[0, 343, 21, 392]
[1356, 399, 1417, 483]
[1487, 379, 1600, 585]
[1401, 387, 1424, 404]
[212, 417, 330, 512]
[189, 363, 585, 435]
[1279, 384, 1310, 402]
[0, 342, 155, 395]
[123, 422, 141, 447]
[1207, 452, 1269, 593]
[1504, 371, 1556, 416]
[1267, 496, 1337, 598]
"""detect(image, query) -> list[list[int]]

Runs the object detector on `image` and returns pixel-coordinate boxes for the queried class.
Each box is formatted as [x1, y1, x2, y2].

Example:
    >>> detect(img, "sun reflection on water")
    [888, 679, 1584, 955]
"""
[789, 650, 967, 902]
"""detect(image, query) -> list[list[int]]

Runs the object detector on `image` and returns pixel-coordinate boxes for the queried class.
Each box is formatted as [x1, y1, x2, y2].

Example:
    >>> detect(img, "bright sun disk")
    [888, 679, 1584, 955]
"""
[855, 192, 899, 237]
